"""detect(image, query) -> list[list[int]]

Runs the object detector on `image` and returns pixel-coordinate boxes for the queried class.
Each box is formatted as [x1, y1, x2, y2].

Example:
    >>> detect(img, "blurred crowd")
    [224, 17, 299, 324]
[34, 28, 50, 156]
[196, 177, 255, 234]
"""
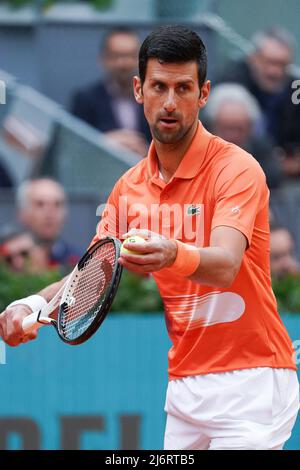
[0, 25, 299, 281]
[69, 26, 300, 185]
[0, 178, 79, 274]
[71, 28, 151, 156]
[211, 27, 300, 183]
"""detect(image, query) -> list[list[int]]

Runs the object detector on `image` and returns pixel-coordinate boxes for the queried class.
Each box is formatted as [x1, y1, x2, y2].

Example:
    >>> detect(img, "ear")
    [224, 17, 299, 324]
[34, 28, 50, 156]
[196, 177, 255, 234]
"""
[198, 80, 211, 110]
[133, 76, 144, 104]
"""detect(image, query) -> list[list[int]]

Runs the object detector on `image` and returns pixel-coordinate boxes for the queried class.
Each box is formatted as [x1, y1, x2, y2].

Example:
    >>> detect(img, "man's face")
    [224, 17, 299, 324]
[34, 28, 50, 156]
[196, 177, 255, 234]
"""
[19, 181, 66, 243]
[270, 229, 299, 279]
[213, 102, 252, 148]
[1, 233, 34, 272]
[250, 39, 292, 93]
[102, 33, 140, 87]
[134, 58, 209, 144]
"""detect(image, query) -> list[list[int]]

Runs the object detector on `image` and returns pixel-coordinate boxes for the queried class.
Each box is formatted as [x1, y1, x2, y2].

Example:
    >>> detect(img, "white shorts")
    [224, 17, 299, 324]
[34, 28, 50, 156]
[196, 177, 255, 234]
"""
[164, 367, 299, 450]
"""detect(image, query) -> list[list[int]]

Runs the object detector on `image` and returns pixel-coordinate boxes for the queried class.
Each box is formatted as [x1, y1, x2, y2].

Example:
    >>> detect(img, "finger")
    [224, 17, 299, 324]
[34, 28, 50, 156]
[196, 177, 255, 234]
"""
[122, 228, 164, 240]
[119, 258, 161, 272]
[119, 253, 158, 265]
[118, 258, 158, 273]
[6, 336, 24, 347]
[121, 242, 156, 255]
[23, 331, 38, 341]
[21, 333, 37, 343]
[0, 309, 26, 345]
[5, 310, 27, 345]
[121, 229, 150, 240]
[6, 314, 23, 340]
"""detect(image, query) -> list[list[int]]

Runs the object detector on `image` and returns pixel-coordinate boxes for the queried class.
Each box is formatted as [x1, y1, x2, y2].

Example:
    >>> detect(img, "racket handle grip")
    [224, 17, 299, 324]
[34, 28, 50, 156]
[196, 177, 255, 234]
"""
[22, 311, 52, 333]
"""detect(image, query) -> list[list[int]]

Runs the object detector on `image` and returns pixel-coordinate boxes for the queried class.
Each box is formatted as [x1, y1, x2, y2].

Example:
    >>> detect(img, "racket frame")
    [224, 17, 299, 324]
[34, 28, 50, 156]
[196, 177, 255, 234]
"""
[22, 237, 122, 345]
[57, 237, 122, 345]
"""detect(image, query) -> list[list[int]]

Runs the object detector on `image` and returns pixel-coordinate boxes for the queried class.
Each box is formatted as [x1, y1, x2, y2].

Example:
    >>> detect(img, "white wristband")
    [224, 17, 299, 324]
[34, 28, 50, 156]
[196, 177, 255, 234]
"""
[7, 295, 47, 313]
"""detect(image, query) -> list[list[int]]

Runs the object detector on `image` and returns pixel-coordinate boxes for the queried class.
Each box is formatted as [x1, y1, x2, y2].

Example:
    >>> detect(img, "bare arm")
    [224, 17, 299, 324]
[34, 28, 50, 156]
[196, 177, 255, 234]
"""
[0, 277, 67, 347]
[38, 278, 66, 303]
[119, 226, 247, 288]
[188, 226, 247, 287]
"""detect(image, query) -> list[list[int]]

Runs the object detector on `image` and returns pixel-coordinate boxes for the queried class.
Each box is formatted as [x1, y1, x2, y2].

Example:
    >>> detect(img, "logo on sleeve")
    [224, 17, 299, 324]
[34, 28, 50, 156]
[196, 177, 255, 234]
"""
[231, 206, 240, 214]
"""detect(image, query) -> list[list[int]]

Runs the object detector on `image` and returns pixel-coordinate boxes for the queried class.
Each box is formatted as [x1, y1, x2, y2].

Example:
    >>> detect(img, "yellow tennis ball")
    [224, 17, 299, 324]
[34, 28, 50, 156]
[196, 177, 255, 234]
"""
[121, 235, 147, 255]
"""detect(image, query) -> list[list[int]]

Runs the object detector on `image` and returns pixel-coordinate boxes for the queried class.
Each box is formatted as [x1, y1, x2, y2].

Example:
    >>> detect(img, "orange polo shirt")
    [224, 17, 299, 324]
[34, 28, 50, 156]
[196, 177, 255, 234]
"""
[91, 121, 296, 380]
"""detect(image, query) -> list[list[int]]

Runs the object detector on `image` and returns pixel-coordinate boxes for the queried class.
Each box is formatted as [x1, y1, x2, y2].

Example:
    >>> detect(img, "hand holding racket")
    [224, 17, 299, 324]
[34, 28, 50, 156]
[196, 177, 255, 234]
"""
[1, 237, 122, 346]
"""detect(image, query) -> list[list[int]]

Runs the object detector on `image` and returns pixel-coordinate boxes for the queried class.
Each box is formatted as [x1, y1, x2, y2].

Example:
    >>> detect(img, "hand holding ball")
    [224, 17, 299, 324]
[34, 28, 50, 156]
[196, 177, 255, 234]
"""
[121, 236, 147, 255]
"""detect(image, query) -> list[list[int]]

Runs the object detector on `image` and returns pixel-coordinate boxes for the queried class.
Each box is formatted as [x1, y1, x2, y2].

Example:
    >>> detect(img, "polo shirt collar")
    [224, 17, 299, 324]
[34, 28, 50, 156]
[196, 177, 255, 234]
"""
[147, 121, 212, 182]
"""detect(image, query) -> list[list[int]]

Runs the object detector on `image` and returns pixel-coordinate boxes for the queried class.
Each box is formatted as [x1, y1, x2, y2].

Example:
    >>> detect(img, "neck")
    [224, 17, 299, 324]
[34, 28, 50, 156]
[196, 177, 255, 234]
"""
[155, 120, 199, 183]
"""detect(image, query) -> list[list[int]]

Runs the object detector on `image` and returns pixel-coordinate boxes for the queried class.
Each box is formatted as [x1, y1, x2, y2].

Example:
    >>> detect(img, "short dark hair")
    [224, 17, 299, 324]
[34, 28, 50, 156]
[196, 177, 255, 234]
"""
[139, 25, 207, 88]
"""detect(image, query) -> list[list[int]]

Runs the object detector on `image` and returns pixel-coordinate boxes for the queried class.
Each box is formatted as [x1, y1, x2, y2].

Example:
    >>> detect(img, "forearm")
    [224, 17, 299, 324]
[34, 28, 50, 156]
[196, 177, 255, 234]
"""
[118, 227, 246, 286]
[1, 277, 69, 347]
[38, 276, 68, 303]
[188, 246, 239, 288]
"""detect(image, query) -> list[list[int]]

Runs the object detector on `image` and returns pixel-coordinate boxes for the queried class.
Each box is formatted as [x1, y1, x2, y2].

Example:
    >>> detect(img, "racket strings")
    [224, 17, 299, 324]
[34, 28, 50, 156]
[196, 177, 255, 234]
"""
[60, 242, 116, 340]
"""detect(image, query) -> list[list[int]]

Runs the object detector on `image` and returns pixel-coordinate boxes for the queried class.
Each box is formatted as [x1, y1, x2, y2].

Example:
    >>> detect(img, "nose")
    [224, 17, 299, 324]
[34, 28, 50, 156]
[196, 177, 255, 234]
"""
[163, 89, 176, 113]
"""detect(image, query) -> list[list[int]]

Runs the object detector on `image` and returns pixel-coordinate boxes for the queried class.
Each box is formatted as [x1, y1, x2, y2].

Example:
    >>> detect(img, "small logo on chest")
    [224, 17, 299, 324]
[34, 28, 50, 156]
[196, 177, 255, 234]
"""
[187, 205, 202, 216]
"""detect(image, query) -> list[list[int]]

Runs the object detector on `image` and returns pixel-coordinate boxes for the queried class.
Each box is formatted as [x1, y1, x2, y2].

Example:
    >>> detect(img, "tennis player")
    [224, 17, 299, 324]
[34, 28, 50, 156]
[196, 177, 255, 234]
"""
[1, 25, 299, 450]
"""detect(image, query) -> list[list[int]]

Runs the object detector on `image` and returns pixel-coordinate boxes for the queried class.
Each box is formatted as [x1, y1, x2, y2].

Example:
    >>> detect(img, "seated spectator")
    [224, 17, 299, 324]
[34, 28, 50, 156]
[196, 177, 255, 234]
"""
[16, 178, 79, 272]
[218, 27, 300, 178]
[278, 105, 300, 181]
[70, 27, 150, 156]
[0, 224, 45, 273]
[205, 83, 283, 189]
[270, 224, 300, 279]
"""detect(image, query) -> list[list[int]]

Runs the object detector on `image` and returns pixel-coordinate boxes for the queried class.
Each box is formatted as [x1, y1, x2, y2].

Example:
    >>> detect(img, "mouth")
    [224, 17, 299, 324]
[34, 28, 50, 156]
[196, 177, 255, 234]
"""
[159, 117, 179, 128]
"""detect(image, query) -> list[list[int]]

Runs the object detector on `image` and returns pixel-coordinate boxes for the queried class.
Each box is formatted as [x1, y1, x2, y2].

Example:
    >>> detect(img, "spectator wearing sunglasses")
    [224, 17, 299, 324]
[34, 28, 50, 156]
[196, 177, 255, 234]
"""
[0, 224, 45, 273]
[270, 223, 300, 279]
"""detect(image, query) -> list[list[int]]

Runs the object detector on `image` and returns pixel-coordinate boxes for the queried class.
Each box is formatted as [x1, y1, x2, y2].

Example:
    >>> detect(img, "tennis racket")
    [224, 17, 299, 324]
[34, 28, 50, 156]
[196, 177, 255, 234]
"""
[22, 237, 123, 345]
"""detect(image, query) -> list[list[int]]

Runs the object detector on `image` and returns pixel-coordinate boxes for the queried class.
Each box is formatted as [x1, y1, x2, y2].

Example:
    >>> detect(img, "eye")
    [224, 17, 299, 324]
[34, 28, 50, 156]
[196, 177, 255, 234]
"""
[153, 82, 165, 92]
[178, 84, 189, 92]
